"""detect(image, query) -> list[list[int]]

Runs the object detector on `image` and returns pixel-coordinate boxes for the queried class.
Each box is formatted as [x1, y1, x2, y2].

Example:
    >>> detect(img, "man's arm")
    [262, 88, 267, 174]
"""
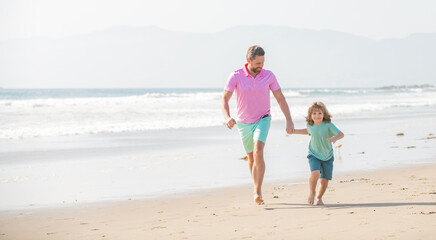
[272, 89, 294, 134]
[221, 90, 236, 129]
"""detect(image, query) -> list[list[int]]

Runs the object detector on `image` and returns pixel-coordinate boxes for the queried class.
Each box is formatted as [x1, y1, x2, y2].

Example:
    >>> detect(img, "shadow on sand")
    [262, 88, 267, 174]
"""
[264, 202, 436, 210]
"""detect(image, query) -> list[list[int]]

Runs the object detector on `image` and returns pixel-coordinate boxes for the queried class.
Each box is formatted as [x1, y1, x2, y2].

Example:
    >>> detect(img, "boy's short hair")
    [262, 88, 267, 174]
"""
[306, 101, 332, 126]
[246, 45, 265, 60]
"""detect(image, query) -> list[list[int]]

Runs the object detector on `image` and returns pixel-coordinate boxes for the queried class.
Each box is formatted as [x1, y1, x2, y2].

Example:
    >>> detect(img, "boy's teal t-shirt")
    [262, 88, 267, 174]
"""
[307, 122, 341, 161]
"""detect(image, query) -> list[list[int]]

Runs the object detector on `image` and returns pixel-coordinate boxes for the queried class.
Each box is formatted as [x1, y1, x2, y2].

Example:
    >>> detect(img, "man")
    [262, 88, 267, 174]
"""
[221, 45, 294, 204]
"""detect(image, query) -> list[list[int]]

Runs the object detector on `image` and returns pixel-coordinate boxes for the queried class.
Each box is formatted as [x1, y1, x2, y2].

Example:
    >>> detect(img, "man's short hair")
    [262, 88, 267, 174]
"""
[246, 45, 265, 60]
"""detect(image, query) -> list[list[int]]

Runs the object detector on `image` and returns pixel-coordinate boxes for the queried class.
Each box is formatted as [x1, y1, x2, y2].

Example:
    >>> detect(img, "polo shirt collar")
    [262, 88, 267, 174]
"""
[243, 63, 264, 78]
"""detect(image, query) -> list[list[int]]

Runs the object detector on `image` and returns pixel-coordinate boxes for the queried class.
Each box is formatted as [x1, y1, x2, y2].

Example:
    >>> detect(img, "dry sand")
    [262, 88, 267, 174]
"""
[1, 164, 435, 240]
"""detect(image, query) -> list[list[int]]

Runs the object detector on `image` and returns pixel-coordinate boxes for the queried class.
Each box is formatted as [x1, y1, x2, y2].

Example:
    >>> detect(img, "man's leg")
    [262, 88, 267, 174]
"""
[247, 152, 254, 176]
[252, 140, 265, 204]
[308, 170, 320, 205]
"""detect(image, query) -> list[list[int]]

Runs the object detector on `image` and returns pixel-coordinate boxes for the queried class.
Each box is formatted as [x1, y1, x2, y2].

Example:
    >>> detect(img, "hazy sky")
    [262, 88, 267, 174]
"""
[1, 0, 436, 41]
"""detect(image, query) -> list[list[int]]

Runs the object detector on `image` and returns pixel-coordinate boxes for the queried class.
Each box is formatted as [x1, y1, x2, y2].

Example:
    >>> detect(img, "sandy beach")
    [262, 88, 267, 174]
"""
[1, 0, 436, 237]
[1, 164, 435, 240]
[1, 88, 436, 239]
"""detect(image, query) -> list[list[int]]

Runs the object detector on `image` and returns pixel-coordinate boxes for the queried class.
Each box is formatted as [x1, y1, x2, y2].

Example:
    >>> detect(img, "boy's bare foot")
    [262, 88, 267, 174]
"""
[315, 198, 324, 205]
[308, 194, 315, 205]
[254, 194, 264, 205]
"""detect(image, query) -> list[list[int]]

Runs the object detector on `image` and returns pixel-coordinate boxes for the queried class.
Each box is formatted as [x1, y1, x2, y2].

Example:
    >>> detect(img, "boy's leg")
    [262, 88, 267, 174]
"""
[316, 157, 334, 205]
[307, 155, 322, 205]
[316, 178, 329, 205]
[308, 170, 320, 205]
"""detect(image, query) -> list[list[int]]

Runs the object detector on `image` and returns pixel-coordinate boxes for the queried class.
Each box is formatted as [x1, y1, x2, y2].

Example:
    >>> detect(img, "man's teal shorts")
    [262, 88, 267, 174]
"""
[236, 116, 271, 153]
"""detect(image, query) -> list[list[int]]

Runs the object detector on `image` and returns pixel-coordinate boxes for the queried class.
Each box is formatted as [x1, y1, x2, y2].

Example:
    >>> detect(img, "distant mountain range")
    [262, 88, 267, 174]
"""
[1, 26, 435, 88]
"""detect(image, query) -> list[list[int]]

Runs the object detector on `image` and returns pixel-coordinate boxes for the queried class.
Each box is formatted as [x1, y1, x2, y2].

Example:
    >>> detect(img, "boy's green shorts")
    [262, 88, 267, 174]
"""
[236, 116, 271, 153]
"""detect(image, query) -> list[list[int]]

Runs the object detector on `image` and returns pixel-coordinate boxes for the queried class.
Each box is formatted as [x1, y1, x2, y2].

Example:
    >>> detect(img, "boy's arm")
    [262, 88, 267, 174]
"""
[328, 132, 344, 144]
[293, 129, 308, 135]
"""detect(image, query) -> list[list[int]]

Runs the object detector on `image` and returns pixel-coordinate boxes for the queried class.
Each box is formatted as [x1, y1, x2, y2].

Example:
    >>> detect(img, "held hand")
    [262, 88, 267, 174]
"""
[328, 136, 337, 144]
[286, 120, 295, 134]
[226, 118, 236, 130]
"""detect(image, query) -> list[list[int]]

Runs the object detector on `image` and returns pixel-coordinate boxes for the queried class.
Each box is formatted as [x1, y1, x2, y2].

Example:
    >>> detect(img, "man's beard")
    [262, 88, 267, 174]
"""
[249, 66, 262, 74]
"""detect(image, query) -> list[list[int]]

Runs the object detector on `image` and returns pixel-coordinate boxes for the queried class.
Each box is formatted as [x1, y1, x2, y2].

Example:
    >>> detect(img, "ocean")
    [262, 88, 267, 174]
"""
[1, 87, 435, 140]
[1, 87, 436, 210]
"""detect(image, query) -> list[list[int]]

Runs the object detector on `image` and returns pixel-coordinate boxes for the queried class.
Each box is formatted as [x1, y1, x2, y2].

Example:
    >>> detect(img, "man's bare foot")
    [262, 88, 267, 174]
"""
[254, 194, 264, 205]
[315, 198, 324, 205]
[308, 194, 315, 205]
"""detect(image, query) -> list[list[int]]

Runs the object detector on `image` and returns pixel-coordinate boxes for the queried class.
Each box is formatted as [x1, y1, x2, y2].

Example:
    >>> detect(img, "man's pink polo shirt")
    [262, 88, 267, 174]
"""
[224, 63, 281, 124]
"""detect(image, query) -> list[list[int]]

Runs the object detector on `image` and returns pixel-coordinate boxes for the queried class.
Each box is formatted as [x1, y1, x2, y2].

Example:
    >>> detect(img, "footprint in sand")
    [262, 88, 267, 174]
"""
[419, 211, 436, 215]
[151, 226, 167, 230]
